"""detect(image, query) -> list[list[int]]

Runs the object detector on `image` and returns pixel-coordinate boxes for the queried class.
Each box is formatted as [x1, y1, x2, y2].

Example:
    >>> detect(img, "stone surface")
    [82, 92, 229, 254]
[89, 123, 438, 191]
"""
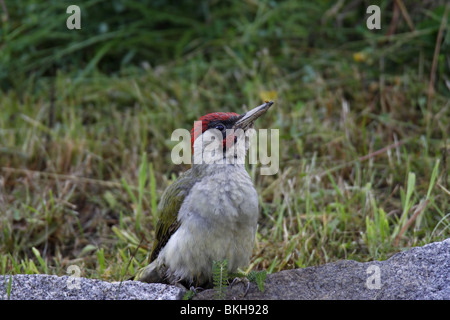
[1, 239, 448, 300]
[194, 238, 450, 300]
[0, 274, 185, 300]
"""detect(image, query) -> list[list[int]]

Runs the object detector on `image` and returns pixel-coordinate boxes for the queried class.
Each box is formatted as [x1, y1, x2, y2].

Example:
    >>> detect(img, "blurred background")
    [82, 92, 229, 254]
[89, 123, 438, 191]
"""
[0, 0, 449, 280]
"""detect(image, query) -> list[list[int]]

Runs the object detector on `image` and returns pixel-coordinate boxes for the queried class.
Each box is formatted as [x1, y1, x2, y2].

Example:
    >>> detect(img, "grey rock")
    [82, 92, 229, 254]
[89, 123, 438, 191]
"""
[194, 238, 450, 300]
[0, 274, 185, 300]
[1, 239, 448, 300]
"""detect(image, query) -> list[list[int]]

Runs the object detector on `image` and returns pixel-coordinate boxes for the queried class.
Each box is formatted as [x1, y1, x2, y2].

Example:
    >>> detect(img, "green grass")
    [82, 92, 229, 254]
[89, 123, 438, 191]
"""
[0, 1, 449, 282]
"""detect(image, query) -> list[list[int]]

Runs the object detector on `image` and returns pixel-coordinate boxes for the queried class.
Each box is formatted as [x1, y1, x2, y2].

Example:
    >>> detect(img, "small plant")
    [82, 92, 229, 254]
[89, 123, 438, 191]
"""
[247, 270, 267, 293]
[182, 288, 196, 300]
[212, 259, 229, 300]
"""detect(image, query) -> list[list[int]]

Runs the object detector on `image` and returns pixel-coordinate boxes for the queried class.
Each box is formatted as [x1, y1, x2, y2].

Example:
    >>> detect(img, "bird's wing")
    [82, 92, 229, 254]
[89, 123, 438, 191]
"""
[149, 168, 199, 262]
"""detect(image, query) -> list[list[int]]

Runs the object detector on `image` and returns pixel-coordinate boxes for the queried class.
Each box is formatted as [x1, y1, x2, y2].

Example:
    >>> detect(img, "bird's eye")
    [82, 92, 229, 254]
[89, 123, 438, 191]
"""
[214, 124, 225, 131]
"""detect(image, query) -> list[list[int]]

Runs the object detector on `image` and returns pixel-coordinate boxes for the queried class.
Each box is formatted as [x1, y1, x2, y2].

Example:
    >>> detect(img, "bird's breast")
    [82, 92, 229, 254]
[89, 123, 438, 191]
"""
[179, 164, 259, 224]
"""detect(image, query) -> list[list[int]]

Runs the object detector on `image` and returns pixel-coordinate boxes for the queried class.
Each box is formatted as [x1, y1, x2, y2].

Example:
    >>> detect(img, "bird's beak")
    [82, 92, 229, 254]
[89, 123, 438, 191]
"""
[233, 101, 274, 130]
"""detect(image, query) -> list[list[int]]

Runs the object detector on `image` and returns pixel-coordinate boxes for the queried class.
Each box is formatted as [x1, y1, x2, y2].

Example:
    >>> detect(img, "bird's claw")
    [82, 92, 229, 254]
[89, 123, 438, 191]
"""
[188, 285, 204, 293]
[230, 277, 251, 297]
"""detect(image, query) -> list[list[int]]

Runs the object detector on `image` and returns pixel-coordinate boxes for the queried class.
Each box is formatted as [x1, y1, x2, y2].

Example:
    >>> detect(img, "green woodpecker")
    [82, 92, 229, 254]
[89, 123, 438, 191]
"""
[133, 101, 274, 288]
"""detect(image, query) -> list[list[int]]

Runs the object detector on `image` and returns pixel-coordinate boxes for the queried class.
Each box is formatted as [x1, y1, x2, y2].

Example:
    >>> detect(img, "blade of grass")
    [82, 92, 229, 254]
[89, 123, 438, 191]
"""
[31, 247, 48, 274]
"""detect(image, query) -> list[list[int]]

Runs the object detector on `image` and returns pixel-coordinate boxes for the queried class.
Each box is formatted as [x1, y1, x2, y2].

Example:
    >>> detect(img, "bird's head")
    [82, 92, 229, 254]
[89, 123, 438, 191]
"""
[191, 101, 273, 164]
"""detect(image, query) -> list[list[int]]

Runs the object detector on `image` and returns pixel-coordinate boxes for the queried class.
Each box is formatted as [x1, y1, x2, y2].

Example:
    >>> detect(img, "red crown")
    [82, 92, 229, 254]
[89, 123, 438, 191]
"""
[190, 112, 239, 154]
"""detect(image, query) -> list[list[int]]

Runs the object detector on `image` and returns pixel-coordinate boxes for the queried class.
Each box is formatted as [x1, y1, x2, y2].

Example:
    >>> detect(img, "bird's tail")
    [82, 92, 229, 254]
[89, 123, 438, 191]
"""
[131, 261, 164, 283]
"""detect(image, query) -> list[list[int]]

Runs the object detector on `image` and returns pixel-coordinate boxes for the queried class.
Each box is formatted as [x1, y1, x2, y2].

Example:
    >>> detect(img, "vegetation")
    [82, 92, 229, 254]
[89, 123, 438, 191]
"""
[0, 0, 448, 282]
[212, 260, 228, 300]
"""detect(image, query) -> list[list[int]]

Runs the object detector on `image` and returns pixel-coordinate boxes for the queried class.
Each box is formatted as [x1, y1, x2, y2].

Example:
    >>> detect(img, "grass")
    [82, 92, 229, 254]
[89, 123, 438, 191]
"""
[0, 1, 449, 282]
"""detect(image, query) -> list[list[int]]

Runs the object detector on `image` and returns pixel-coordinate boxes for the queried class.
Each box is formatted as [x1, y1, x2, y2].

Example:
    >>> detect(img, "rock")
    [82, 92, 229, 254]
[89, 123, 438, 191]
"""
[0, 274, 185, 300]
[194, 238, 450, 300]
[1, 239, 448, 300]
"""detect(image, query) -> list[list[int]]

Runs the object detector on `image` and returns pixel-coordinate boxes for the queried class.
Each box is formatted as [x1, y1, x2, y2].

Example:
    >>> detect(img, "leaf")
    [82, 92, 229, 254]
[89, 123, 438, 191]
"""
[426, 159, 440, 199]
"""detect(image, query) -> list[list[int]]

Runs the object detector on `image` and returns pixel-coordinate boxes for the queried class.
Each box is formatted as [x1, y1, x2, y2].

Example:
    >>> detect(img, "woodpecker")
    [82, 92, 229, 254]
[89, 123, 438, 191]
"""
[133, 101, 274, 288]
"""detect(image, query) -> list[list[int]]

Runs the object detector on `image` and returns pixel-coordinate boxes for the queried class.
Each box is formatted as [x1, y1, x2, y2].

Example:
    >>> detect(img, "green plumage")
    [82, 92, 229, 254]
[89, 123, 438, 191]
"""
[149, 167, 200, 262]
